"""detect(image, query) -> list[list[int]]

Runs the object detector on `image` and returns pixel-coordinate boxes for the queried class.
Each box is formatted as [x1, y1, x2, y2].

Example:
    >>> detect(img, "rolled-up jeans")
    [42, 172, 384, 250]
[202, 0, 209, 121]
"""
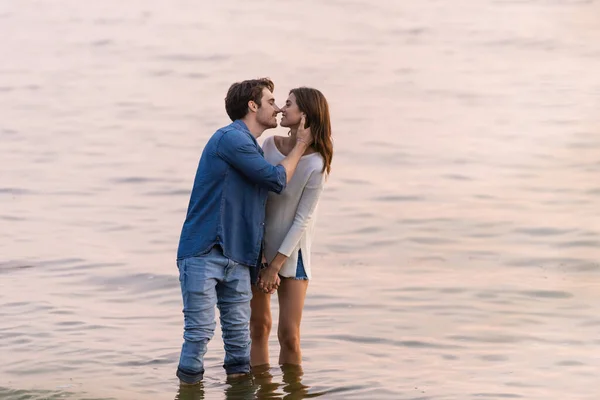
[176, 246, 252, 384]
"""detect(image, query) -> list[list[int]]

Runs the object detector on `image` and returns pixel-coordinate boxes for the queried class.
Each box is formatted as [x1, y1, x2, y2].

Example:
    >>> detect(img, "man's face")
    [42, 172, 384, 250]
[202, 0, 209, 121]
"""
[255, 88, 280, 130]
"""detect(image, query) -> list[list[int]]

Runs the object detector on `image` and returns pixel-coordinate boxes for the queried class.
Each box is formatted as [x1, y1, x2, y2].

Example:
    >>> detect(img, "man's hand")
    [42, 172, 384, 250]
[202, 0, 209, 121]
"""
[278, 114, 314, 183]
[296, 114, 313, 147]
[258, 266, 280, 294]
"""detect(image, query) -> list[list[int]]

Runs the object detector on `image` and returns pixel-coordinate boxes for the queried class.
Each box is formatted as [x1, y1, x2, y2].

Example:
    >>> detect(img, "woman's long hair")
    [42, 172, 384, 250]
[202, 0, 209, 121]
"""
[290, 87, 333, 175]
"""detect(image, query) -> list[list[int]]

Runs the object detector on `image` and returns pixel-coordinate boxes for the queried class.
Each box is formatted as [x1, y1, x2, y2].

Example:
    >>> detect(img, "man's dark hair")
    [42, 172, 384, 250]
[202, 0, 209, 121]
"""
[225, 78, 275, 121]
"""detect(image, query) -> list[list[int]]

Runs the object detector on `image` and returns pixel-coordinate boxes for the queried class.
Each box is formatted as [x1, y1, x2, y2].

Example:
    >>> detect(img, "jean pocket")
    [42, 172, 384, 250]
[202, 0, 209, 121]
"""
[177, 258, 187, 284]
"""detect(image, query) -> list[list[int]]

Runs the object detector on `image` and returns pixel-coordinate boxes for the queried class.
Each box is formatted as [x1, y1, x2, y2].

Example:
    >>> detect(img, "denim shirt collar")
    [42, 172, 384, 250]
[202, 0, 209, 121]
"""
[232, 119, 263, 155]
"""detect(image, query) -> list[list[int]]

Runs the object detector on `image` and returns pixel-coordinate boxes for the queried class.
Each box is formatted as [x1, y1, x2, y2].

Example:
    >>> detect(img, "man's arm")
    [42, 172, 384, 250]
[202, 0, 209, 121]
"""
[279, 142, 309, 184]
[278, 115, 312, 184]
[217, 131, 287, 193]
[217, 116, 314, 189]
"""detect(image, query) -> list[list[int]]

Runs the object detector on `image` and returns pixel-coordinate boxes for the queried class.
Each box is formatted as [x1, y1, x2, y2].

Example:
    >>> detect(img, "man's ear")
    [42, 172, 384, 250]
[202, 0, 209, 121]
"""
[248, 100, 258, 113]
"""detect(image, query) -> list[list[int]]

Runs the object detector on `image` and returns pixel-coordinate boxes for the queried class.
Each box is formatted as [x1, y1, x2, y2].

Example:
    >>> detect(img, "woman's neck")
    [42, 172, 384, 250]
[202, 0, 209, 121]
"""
[282, 127, 315, 155]
[288, 128, 298, 143]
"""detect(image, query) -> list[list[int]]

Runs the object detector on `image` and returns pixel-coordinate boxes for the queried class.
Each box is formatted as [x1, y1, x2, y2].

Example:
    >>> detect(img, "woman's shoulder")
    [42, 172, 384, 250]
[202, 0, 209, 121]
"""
[306, 151, 325, 171]
[261, 135, 277, 153]
[262, 135, 275, 146]
[304, 155, 327, 186]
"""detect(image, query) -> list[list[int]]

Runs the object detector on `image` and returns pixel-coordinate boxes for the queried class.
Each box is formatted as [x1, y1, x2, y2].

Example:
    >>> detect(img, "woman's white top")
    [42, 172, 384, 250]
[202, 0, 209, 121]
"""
[262, 135, 326, 279]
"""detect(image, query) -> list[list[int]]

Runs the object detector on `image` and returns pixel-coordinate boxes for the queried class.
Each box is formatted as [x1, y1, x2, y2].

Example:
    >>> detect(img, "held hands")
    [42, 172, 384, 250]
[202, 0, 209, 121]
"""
[258, 265, 280, 294]
[296, 114, 313, 147]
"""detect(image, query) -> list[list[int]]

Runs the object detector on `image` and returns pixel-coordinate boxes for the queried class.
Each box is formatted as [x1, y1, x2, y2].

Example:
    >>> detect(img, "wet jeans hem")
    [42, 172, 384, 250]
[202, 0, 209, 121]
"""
[224, 362, 251, 375]
[177, 367, 204, 384]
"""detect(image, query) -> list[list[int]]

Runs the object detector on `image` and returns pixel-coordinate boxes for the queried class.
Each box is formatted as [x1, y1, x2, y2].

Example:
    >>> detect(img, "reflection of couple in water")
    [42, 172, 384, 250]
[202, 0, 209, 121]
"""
[176, 364, 315, 400]
[173, 77, 333, 395]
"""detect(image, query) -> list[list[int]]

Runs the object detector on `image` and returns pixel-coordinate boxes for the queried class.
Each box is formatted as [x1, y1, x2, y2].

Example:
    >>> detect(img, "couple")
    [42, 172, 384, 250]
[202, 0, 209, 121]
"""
[175, 78, 333, 385]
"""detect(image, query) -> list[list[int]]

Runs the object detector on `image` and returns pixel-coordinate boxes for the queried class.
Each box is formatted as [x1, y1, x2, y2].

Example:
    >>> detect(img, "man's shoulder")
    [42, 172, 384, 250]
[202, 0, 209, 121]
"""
[219, 120, 250, 134]
[215, 122, 255, 148]
[211, 121, 237, 138]
[218, 120, 238, 133]
[207, 122, 241, 144]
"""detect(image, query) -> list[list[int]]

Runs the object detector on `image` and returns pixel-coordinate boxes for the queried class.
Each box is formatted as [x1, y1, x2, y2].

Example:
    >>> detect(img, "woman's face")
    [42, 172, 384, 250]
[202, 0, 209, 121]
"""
[279, 93, 302, 128]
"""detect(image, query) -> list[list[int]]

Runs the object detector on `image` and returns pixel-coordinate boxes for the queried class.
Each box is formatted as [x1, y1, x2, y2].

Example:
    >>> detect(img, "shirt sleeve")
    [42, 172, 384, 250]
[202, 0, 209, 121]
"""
[216, 130, 287, 194]
[277, 169, 326, 256]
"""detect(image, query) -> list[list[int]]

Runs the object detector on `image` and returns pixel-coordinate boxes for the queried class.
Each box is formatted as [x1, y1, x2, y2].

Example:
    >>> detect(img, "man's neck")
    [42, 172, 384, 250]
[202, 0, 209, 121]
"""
[240, 117, 265, 139]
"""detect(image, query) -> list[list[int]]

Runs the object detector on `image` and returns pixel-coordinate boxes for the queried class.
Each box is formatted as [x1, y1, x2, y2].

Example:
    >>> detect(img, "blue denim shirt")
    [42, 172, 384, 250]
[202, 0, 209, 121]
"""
[177, 120, 287, 266]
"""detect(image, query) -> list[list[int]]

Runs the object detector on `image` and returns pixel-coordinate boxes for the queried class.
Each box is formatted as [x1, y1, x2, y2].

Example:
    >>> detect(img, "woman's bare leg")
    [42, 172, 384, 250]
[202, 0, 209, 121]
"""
[277, 279, 308, 365]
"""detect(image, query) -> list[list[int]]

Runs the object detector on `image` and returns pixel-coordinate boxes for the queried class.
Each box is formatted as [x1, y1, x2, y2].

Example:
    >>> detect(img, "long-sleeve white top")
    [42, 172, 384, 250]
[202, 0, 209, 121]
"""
[262, 135, 326, 279]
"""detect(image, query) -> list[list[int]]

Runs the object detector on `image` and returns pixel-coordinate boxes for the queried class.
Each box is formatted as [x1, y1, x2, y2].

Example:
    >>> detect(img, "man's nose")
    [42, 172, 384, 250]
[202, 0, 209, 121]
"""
[274, 104, 282, 113]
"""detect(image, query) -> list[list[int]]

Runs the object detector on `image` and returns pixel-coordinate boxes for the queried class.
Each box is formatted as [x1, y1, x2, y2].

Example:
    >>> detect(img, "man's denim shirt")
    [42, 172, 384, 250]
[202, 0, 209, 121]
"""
[177, 120, 287, 267]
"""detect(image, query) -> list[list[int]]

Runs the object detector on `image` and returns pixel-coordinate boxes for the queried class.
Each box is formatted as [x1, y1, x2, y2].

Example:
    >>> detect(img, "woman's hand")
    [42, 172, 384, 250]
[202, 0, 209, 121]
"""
[258, 265, 280, 294]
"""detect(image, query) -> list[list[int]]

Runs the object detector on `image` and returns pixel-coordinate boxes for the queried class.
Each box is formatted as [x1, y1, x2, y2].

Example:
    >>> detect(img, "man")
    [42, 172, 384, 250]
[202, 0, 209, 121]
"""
[176, 78, 312, 385]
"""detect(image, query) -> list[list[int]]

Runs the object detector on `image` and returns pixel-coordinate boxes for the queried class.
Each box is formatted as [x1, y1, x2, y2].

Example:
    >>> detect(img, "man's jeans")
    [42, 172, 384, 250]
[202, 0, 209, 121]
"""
[176, 246, 252, 384]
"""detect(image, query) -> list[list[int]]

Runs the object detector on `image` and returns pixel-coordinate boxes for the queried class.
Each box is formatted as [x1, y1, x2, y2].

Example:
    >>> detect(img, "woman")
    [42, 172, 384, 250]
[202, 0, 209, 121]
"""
[250, 87, 333, 367]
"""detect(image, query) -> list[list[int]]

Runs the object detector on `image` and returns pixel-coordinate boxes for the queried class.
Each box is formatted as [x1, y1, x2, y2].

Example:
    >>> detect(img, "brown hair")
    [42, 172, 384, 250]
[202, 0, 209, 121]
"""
[225, 78, 275, 121]
[290, 87, 333, 175]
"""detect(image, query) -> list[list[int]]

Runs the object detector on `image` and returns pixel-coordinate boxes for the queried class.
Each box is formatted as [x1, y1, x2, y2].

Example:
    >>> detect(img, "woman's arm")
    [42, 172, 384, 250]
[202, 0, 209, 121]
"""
[268, 169, 326, 273]
[258, 169, 325, 293]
